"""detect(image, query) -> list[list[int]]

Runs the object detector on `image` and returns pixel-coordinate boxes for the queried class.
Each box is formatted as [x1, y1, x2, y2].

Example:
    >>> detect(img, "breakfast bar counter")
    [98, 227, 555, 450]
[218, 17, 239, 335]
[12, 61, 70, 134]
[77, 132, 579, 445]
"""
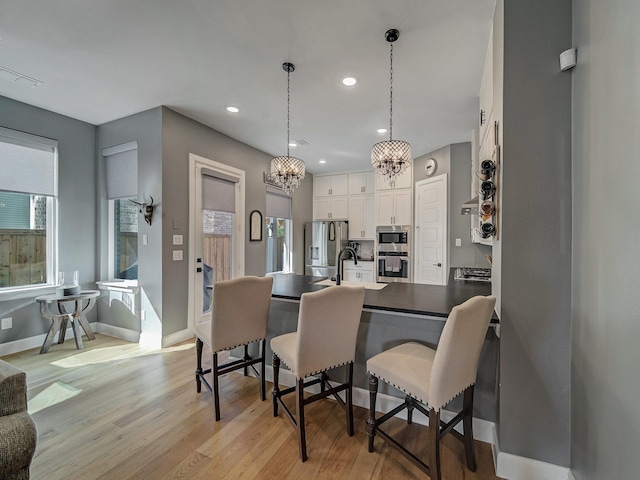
[265, 273, 499, 423]
[269, 272, 498, 321]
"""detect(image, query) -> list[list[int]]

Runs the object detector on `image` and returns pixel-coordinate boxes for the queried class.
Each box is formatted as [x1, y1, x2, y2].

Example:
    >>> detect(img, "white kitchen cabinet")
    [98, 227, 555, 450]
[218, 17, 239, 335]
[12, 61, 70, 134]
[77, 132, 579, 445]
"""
[348, 195, 375, 239]
[314, 196, 348, 220]
[375, 189, 412, 226]
[314, 174, 348, 197]
[374, 163, 413, 190]
[342, 260, 375, 283]
[348, 171, 375, 195]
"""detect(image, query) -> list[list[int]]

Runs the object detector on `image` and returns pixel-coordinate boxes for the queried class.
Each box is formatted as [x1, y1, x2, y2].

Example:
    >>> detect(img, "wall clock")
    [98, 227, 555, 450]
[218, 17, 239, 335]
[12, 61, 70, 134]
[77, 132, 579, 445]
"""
[425, 158, 438, 177]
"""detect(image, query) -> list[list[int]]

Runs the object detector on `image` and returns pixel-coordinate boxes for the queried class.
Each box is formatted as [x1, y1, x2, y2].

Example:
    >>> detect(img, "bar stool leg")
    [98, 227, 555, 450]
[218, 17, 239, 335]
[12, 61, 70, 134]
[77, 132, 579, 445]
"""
[272, 353, 280, 417]
[366, 375, 378, 452]
[462, 386, 477, 471]
[213, 352, 221, 421]
[259, 339, 266, 401]
[296, 377, 307, 462]
[346, 363, 354, 436]
[195, 337, 204, 393]
[428, 408, 442, 480]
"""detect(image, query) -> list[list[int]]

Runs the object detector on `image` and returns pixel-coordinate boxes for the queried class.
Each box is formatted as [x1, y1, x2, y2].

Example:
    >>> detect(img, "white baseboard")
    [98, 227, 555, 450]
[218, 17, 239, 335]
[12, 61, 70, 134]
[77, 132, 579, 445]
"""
[93, 323, 140, 343]
[495, 448, 573, 480]
[161, 328, 193, 348]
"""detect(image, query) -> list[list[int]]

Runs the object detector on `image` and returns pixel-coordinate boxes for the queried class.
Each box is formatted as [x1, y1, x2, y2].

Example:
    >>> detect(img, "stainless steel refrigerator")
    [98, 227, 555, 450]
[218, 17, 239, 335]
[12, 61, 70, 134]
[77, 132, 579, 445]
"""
[304, 221, 349, 278]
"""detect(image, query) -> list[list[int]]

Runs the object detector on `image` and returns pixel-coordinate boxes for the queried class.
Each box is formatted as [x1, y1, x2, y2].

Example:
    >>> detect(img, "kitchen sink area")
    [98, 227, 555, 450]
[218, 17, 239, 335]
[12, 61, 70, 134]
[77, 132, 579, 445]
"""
[314, 278, 388, 290]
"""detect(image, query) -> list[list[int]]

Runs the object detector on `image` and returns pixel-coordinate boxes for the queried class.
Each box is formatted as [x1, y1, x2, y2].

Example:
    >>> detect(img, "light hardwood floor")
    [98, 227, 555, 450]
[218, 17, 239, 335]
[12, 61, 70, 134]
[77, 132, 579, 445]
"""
[3, 334, 504, 480]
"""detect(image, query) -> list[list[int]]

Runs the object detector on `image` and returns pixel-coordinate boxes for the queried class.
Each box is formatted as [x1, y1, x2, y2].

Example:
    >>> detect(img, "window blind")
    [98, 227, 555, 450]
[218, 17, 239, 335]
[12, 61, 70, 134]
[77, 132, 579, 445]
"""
[0, 127, 58, 197]
[102, 141, 138, 199]
[202, 173, 236, 213]
[266, 188, 291, 219]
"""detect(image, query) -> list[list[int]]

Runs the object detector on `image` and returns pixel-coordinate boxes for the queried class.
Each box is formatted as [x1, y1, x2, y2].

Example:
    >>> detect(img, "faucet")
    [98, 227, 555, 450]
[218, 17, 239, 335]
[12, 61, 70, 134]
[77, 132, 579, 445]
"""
[336, 246, 358, 285]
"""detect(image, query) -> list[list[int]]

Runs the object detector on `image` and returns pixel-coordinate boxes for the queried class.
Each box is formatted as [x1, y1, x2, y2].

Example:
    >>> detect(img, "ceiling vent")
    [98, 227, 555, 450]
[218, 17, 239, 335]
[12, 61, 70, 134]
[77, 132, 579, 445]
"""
[291, 138, 311, 146]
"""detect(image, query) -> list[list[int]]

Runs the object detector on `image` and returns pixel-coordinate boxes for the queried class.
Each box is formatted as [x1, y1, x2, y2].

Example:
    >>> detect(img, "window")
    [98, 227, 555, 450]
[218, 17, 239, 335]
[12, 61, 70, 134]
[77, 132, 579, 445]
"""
[0, 127, 58, 292]
[103, 141, 138, 280]
[266, 189, 292, 273]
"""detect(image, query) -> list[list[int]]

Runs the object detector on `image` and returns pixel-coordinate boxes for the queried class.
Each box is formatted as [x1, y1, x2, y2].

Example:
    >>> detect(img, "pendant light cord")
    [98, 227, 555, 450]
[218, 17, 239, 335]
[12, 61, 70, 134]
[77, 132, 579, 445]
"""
[287, 67, 291, 158]
[389, 42, 393, 142]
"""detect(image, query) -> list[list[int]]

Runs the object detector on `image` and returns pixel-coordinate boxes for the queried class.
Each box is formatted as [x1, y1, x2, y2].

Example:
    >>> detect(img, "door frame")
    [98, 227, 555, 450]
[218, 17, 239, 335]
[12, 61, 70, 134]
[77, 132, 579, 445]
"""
[187, 153, 245, 334]
[414, 174, 448, 285]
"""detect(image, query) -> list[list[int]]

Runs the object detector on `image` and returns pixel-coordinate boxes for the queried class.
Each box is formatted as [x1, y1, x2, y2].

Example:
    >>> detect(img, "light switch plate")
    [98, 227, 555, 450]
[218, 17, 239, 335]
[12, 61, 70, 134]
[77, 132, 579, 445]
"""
[172, 234, 183, 245]
[172, 250, 183, 261]
[1, 317, 12, 330]
[455, 238, 462, 247]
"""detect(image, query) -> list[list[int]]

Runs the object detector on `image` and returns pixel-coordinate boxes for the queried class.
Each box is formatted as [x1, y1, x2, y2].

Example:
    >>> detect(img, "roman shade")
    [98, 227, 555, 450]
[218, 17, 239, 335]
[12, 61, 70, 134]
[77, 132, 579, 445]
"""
[266, 188, 291, 219]
[0, 127, 58, 197]
[202, 170, 237, 213]
[102, 141, 138, 200]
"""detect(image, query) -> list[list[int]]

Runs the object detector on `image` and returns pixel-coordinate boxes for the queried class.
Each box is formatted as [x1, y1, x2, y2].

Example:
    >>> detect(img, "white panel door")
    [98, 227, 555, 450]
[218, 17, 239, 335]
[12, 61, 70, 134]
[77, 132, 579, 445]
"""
[414, 175, 447, 285]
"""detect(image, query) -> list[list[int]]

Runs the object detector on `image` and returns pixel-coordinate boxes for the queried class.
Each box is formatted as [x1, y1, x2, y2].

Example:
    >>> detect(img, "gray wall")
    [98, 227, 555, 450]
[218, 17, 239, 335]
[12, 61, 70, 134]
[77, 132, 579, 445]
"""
[0, 95, 97, 342]
[414, 143, 491, 270]
[96, 107, 163, 331]
[571, 0, 640, 478]
[497, 0, 573, 467]
[159, 107, 311, 336]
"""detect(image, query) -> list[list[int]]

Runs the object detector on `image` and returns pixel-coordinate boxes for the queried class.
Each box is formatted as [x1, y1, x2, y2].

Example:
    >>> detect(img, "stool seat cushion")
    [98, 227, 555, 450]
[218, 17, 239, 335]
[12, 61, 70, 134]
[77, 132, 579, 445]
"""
[367, 341, 436, 405]
[270, 332, 298, 375]
[194, 321, 211, 347]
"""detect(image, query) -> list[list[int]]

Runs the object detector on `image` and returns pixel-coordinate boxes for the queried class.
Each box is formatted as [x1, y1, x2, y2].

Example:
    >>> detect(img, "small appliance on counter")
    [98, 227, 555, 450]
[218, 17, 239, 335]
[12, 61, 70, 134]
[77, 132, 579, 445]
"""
[454, 267, 491, 283]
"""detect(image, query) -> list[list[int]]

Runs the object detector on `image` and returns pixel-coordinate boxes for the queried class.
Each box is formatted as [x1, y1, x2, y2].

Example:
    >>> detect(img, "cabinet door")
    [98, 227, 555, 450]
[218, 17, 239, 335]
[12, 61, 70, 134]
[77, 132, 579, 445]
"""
[314, 198, 332, 219]
[314, 176, 332, 197]
[375, 192, 395, 225]
[342, 268, 359, 282]
[393, 190, 413, 225]
[330, 196, 349, 220]
[363, 195, 376, 238]
[348, 197, 365, 239]
[350, 171, 375, 194]
[330, 174, 349, 196]
[360, 270, 375, 283]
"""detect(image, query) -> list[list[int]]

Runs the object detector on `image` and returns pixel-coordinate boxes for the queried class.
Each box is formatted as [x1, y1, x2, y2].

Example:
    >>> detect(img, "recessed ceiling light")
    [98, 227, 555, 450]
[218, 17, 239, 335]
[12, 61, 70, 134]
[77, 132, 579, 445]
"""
[319, 159, 327, 164]
[288, 142, 297, 147]
[342, 76, 357, 87]
[377, 128, 388, 134]
[226, 106, 239, 113]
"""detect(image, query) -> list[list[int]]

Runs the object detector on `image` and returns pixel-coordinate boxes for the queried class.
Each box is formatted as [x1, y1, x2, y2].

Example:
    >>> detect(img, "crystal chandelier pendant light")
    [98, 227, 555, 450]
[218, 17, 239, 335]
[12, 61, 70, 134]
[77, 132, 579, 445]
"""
[270, 62, 305, 194]
[371, 29, 412, 187]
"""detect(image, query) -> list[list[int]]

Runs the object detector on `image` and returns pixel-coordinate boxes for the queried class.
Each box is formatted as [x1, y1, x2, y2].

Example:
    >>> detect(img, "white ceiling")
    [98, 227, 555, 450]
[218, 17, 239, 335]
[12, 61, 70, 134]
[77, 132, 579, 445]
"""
[0, 0, 495, 174]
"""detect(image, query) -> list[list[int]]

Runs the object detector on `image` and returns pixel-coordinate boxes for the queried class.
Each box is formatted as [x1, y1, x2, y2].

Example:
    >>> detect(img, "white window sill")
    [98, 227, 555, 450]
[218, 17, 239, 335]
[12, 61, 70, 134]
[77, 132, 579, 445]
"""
[0, 284, 58, 302]
[96, 280, 140, 294]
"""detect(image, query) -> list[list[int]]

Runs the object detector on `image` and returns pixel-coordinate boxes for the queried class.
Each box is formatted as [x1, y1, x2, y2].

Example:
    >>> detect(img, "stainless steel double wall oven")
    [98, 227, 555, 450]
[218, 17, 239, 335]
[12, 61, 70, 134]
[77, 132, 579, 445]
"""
[376, 225, 411, 283]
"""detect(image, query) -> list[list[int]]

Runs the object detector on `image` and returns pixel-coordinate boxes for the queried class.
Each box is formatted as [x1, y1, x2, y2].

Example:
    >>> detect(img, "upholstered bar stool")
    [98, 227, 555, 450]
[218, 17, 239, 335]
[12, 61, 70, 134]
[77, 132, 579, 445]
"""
[194, 275, 273, 421]
[366, 295, 496, 480]
[271, 285, 366, 462]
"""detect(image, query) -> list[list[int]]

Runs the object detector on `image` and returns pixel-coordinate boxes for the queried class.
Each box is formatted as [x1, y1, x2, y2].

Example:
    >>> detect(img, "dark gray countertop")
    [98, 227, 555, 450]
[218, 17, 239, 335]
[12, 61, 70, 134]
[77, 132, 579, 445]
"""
[269, 272, 498, 322]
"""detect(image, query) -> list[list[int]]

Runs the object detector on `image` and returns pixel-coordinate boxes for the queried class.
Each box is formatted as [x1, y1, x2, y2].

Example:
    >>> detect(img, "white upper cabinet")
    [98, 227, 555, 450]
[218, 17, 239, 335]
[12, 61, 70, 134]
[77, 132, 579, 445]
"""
[375, 189, 412, 226]
[314, 174, 348, 197]
[314, 196, 348, 220]
[348, 171, 375, 195]
[348, 195, 375, 239]
[374, 163, 413, 190]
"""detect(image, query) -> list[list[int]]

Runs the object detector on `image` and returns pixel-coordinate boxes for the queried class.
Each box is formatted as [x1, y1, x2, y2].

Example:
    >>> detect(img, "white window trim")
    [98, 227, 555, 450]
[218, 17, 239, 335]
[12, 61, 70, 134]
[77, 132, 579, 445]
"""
[0, 195, 58, 301]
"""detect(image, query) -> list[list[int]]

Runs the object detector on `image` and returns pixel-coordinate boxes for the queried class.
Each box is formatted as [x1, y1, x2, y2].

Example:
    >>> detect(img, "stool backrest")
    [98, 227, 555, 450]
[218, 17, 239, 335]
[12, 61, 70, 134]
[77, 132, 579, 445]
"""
[429, 295, 496, 411]
[210, 275, 273, 352]
[296, 285, 366, 378]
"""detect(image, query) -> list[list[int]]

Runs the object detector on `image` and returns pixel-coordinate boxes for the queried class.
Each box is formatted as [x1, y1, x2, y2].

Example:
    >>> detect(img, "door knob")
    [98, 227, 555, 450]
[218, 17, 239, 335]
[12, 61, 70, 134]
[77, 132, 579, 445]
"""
[432, 263, 442, 267]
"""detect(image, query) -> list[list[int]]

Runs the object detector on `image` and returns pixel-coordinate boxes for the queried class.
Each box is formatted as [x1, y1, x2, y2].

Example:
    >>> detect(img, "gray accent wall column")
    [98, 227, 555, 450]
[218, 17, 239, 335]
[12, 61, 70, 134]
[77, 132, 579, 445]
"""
[571, 0, 640, 478]
[496, 0, 573, 467]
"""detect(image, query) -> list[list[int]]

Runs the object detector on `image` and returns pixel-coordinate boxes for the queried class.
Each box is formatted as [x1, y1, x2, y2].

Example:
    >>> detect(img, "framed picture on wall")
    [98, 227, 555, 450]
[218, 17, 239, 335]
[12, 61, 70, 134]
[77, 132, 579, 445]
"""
[250, 210, 263, 242]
